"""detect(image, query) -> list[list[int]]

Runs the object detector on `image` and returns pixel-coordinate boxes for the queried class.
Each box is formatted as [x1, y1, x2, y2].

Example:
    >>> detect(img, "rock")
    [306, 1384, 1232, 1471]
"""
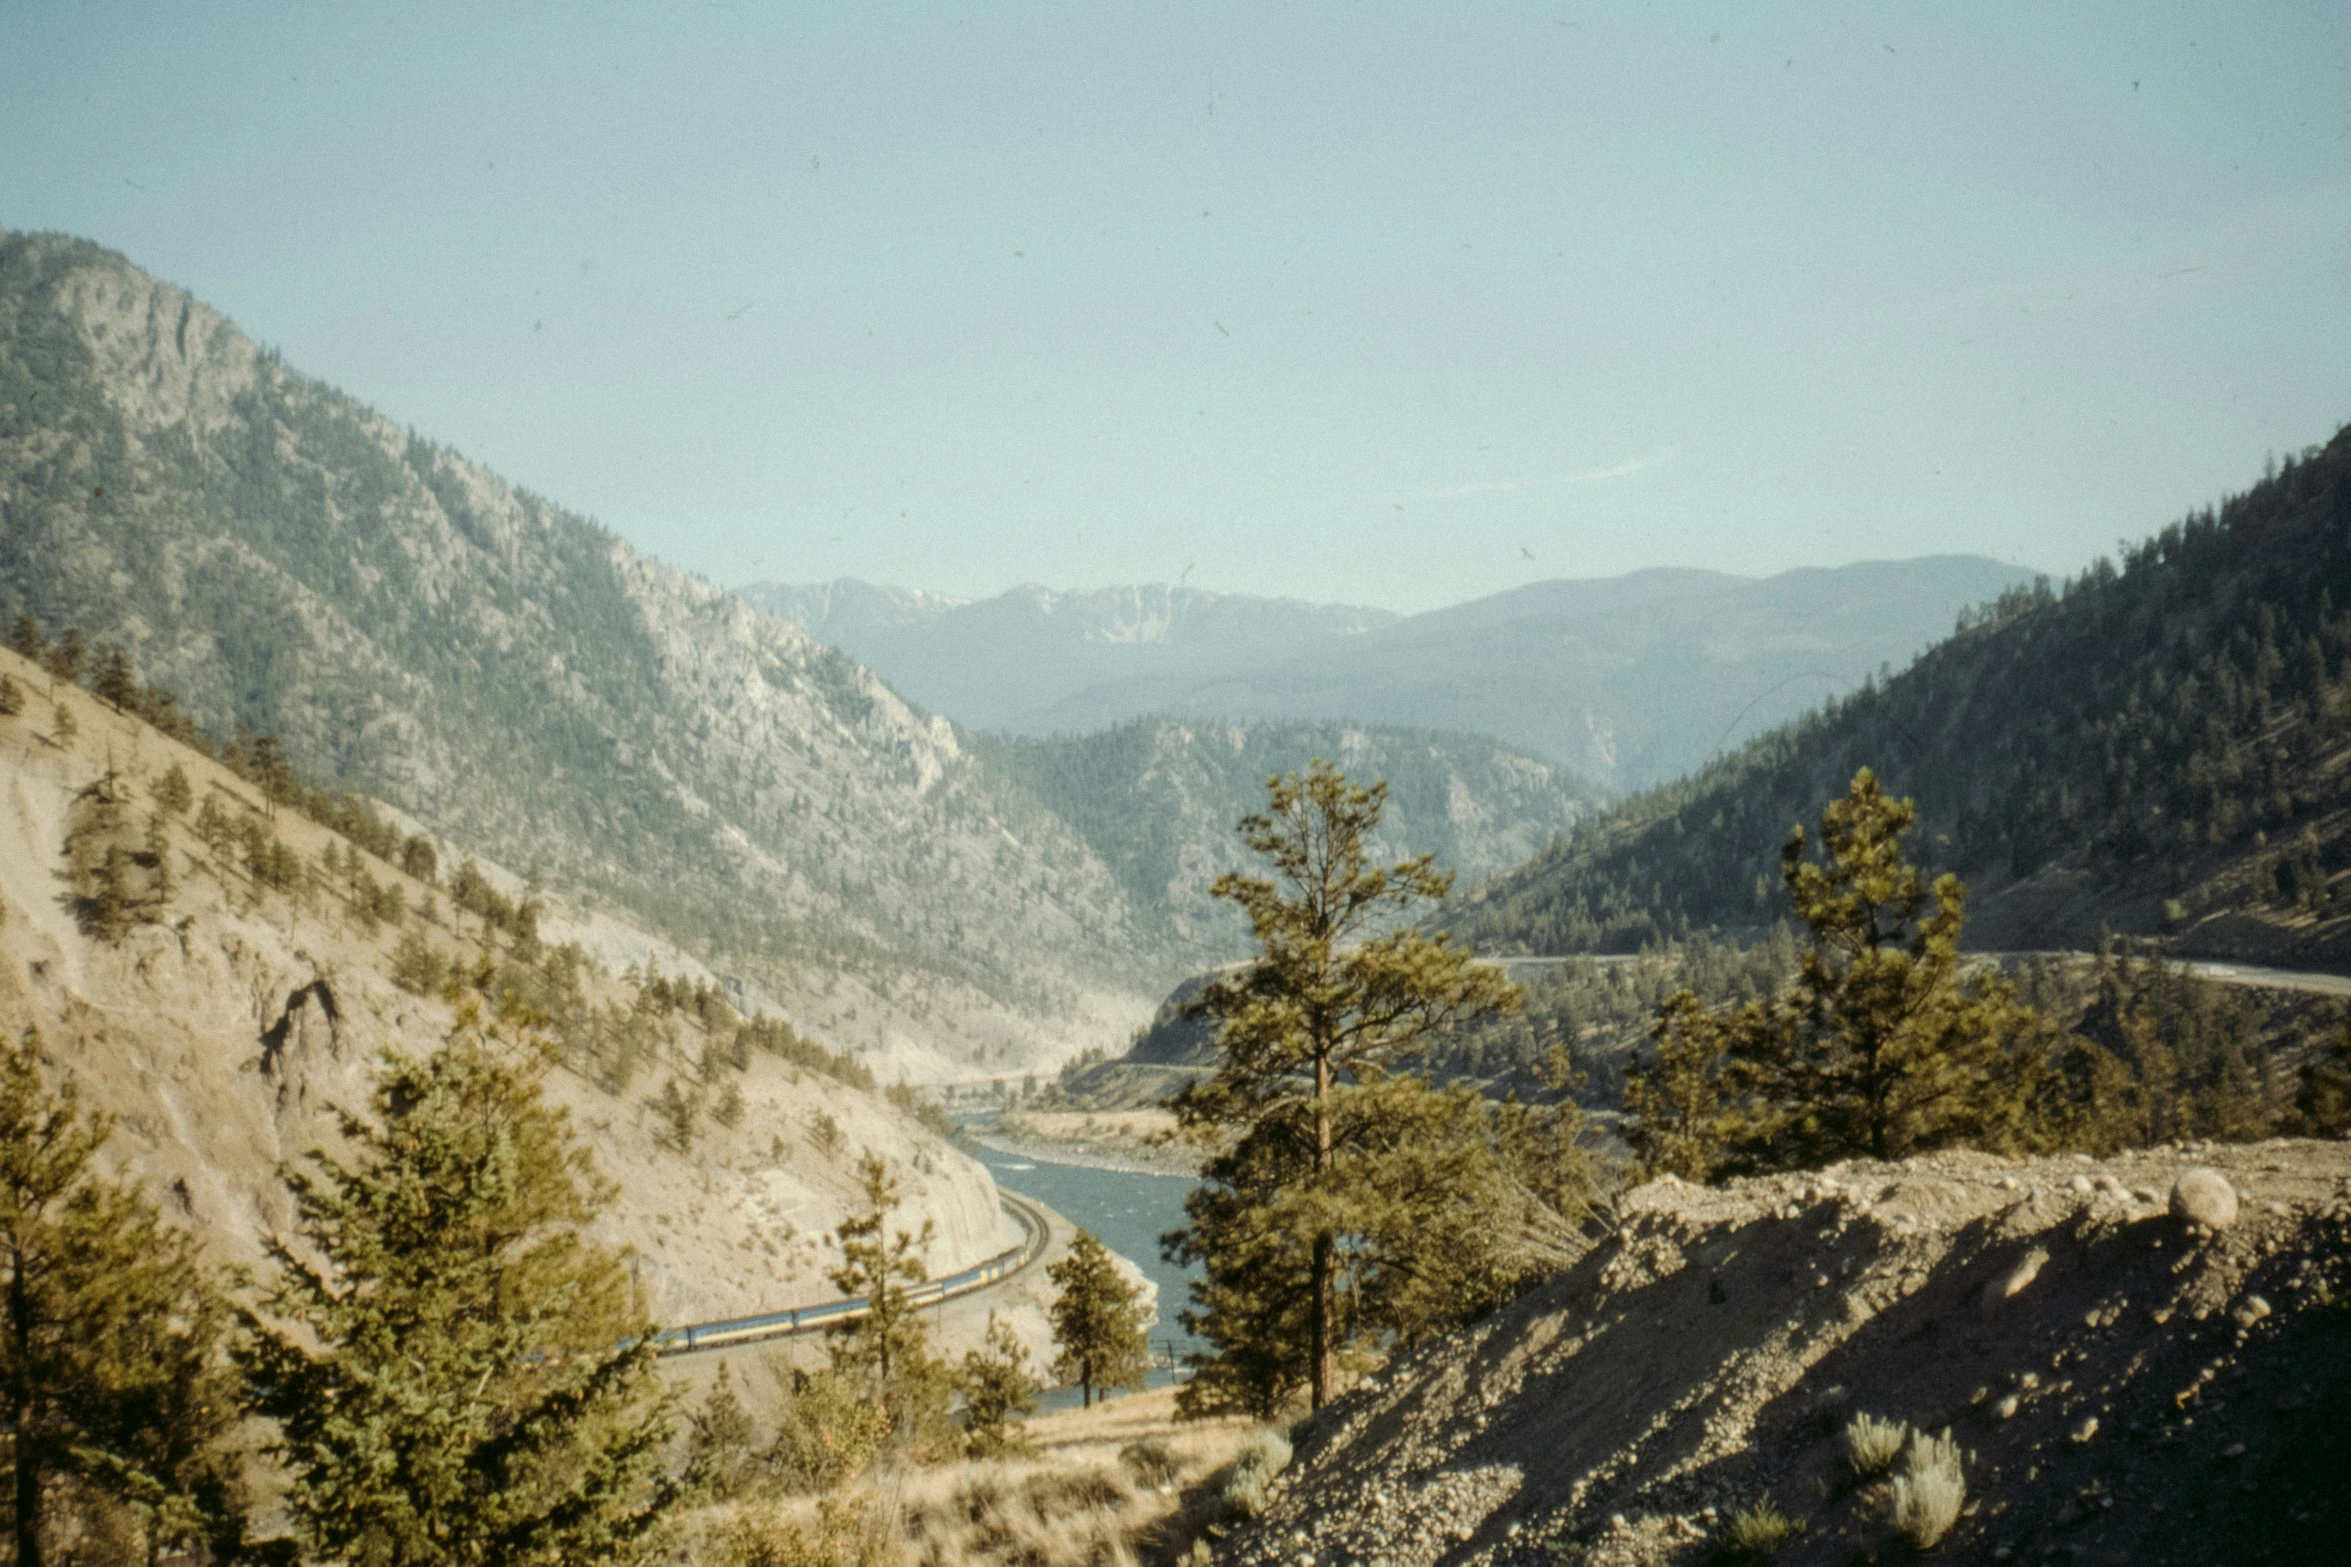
[2223, 1442, 2246, 1459]
[1996, 1394, 2021, 1419]
[2070, 1174, 2095, 1194]
[2171, 1168, 2239, 1230]
[2072, 1416, 2099, 1443]
[2233, 1295, 2271, 1328]
[1982, 1248, 2050, 1318]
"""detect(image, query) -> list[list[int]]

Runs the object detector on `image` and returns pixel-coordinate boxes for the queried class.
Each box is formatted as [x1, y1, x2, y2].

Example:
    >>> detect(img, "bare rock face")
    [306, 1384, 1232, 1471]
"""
[2169, 1166, 2239, 1230]
[1216, 1143, 2351, 1567]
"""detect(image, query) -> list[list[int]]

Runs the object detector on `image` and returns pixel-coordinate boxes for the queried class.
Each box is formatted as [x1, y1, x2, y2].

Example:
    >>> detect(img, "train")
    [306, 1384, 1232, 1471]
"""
[652, 1191, 1047, 1357]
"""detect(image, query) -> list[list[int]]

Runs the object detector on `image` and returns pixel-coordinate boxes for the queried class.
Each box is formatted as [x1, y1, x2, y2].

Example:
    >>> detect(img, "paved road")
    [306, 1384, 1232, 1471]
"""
[1486, 949, 2351, 999]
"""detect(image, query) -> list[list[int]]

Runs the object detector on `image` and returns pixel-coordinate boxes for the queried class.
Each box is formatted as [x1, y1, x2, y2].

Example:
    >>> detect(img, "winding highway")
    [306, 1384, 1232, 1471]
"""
[1488, 949, 2351, 999]
[653, 1188, 1052, 1358]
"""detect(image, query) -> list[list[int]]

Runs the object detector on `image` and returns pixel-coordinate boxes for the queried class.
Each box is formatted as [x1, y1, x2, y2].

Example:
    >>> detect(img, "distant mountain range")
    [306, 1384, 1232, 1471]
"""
[744, 557, 2039, 793]
[736, 580, 1398, 735]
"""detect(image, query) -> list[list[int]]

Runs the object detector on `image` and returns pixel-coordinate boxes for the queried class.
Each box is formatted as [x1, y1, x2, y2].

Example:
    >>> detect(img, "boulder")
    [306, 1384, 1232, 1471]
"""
[2170, 1167, 2239, 1230]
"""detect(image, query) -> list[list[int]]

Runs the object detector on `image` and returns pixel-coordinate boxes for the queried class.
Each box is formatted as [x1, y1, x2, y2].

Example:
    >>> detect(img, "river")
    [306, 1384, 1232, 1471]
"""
[965, 1138, 1205, 1396]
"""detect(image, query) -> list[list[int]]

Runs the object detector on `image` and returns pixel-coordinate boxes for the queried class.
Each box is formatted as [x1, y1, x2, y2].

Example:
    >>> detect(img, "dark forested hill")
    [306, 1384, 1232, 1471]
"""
[1449, 423, 2351, 969]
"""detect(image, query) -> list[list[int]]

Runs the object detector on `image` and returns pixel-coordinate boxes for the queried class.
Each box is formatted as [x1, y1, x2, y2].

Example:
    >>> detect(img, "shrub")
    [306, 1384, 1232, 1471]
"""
[1222, 1427, 1292, 1519]
[1119, 1435, 1181, 1489]
[767, 1371, 890, 1493]
[0, 674, 21, 716]
[391, 929, 450, 996]
[1843, 1411, 1909, 1478]
[1891, 1428, 1965, 1549]
[1725, 1498, 1800, 1556]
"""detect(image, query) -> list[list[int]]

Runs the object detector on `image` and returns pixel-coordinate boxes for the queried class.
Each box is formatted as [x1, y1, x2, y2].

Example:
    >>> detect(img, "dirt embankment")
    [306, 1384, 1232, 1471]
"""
[1215, 1140, 2351, 1567]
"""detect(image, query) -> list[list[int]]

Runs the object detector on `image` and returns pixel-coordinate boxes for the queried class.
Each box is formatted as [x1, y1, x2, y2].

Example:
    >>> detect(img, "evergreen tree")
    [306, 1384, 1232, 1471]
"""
[7, 613, 41, 662]
[1168, 762, 1519, 1411]
[1046, 1229, 1149, 1409]
[44, 628, 82, 685]
[89, 644, 136, 709]
[400, 832, 439, 884]
[49, 701, 74, 749]
[0, 1029, 246, 1567]
[1635, 770, 2055, 1178]
[0, 675, 21, 718]
[241, 1013, 681, 1567]
[824, 1152, 948, 1451]
[152, 763, 192, 817]
[685, 1362, 760, 1502]
[957, 1311, 1041, 1456]
[1622, 990, 1752, 1183]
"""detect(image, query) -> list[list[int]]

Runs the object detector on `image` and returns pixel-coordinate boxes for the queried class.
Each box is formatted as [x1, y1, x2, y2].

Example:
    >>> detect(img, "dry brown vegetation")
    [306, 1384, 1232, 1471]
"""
[673, 1389, 1257, 1567]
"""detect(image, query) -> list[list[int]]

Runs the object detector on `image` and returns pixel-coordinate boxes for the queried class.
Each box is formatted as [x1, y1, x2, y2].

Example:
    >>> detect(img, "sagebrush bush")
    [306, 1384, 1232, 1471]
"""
[1726, 1498, 1800, 1556]
[1221, 1428, 1292, 1519]
[1891, 1428, 1965, 1549]
[1842, 1411, 1909, 1478]
[1120, 1436, 1181, 1489]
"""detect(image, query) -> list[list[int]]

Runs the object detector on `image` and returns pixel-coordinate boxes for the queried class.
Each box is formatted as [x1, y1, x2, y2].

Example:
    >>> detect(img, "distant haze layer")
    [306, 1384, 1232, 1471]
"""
[744, 557, 2039, 793]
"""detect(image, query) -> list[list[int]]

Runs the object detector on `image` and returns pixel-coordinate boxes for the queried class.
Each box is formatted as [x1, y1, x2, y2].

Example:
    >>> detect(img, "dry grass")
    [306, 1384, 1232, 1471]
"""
[1841, 1412, 1909, 1479]
[676, 1389, 1257, 1567]
[1890, 1428, 1965, 1549]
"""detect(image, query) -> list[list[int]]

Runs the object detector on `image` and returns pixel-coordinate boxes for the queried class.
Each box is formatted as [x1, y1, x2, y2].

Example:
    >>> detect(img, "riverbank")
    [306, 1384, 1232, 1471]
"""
[976, 1109, 1201, 1177]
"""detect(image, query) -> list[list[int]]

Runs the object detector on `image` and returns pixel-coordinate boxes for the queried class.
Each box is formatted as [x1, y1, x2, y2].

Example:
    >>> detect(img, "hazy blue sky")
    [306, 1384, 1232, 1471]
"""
[4, 3, 2347, 613]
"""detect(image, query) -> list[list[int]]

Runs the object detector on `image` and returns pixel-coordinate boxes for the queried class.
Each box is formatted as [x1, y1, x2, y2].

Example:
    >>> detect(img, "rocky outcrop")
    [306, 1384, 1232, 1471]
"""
[1218, 1141, 2351, 1567]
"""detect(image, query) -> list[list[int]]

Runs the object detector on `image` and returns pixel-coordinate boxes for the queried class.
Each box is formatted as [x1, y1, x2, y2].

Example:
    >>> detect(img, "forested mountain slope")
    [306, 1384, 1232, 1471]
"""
[1450, 423, 2351, 968]
[0, 230, 1148, 1071]
[976, 718, 1593, 954]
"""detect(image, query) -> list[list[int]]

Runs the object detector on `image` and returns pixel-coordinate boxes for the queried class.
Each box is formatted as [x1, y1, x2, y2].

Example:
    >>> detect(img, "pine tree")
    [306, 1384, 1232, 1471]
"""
[89, 644, 136, 709]
[1169, 762, 1520, 1411]
[1046, 1229, 1149, 1409]
[958, 1311, 1041, 1456]
[241, 1013, 681, 1567]
[685, 1361, 760, 1502]
[1712, 769, 2051, 1170]
[49, 701, 74, 750]
[152, 763, 192, 817]
[824, 1152, 949, 1450]
[7, 613, 41, 662]
[1622, 990, 1752, 1183]
[0, 1029, 247, 1567]
[0, 675, 21, 718]
[44, 628, 82, 685]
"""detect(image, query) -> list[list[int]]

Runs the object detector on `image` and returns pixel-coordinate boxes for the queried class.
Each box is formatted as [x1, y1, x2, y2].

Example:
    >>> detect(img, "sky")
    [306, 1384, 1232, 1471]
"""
[3, 3, 2348, 616]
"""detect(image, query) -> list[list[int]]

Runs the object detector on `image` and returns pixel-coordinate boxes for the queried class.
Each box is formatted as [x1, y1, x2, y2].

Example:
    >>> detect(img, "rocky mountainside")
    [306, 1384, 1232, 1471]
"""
[1447, 424, 2351, 967]
[974, 719, 1594, 958]
[739, 579, 1398, 735]
[758, 561, 2036, 793]
[0, 647, 1013, 1330]
[1217, 1141, 2351, 1567]
[0, 230, 1173, 1074]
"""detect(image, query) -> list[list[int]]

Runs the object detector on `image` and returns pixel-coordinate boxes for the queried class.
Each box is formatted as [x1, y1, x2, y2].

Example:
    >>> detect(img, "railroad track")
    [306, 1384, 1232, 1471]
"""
[653, 1189, 1052, 1358]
